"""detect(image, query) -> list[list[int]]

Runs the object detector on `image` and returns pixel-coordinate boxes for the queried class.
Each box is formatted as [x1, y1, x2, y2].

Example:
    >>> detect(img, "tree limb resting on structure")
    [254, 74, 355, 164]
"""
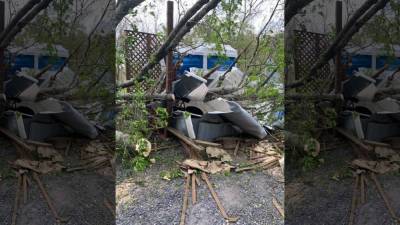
[0, 0, 41, 43]
[216, 0, 281, 87]
[284, 0, 314, 25]
[286, 0, 389, 90]
[115, 0, 145, 24]
[0, 0, 55, 49]
[118, 0, 222, 89]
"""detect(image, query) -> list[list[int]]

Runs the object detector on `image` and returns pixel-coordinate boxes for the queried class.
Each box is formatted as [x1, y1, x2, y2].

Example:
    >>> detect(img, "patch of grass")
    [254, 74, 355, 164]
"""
[388, 170, 400, 177]
[223, 171, 231, 176]
[131, 156, 151, 172]
[160, 168, 183, 181]
[301, 156, 323, 172]
[331, 167, 353, 181]
[154, 153, 183, 166]
[0, 162, 14, 180]
[135, 180, 146, 187]
[238, 162, 253, 168]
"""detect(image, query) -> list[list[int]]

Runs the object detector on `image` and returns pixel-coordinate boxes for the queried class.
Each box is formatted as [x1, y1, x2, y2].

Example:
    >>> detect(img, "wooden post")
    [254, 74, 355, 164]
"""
[334, 1, 343, 94]
[0, 1, 5, 113]
[164, 1, 174, 137]
[166, 1, 174, 95]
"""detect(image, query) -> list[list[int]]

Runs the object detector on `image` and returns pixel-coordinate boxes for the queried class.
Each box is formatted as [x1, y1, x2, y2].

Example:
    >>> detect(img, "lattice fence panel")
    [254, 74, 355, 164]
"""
[294, 30, 332, 94]
[124, 30, 162, 92]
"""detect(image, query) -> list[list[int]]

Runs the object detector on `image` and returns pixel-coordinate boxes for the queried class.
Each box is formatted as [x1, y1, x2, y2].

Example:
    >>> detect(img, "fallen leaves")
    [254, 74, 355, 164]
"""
[206, 147, 233, 162]
[182, 159, 233, 174]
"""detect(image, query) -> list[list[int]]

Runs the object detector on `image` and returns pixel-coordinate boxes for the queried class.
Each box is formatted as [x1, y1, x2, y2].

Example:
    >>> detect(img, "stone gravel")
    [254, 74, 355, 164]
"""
[116, 145, 284, 225]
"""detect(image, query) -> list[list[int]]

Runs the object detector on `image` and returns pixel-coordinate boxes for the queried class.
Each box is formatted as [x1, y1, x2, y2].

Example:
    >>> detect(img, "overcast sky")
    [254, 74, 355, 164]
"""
[117, 0, 283, 37]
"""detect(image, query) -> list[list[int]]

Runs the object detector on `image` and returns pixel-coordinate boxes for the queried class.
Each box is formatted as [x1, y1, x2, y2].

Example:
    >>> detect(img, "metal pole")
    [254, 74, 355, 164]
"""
[335, 1, 343, 94]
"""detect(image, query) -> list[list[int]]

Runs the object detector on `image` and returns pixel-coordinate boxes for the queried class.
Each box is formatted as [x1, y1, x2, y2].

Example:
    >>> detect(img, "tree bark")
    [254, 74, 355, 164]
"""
[115, 0, 145, 25]
[285, 0, 315, 25]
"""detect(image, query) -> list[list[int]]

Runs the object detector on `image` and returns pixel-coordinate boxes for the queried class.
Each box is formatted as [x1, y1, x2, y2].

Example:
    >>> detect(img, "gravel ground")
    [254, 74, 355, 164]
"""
[116, 144, 284, 225]
[286, 146, 400, 225]
[0, 136, 115, 225]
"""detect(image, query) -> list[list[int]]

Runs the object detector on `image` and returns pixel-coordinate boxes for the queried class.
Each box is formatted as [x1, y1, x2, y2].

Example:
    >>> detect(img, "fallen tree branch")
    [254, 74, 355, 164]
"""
[286, 0, 389, 89]
[0, 0, 55, 48]
[285, 94, 343, 101]
[0, 0, 41, 44]
[217, 0, 281, 87]
[119, 0, 222, 88]
[284, 0, 314, 25]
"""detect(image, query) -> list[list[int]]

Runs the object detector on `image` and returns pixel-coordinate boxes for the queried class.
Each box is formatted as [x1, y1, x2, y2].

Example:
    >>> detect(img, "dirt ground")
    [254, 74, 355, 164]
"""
[0, 135, 115, 225]
[116, 141, 284, 225]
[286, 145, 400, 225]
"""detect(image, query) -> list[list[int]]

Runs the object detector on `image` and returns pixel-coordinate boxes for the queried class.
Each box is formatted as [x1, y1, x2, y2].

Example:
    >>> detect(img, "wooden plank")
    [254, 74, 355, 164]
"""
[33, 172, 66, 223]
[234, 141, 240, 156]
[179, 174, 190, 225]
[370, 173, 399, 221]
[104, 198, 115, 217]
[349, 174, 360, 225]
[191, 174, 197, 204]
[336, 128, 373, 152]
[272, 197, 284, 218]
[0, 127, 34, 151]
[180, 141, 202, 160]
[235, 157, 279, 172]
[193, 139, 221, 147]
[363, 140, 391, 148]
[167, 127, 204, 152]
[360, 173, 366, 205]
[201, 173, 239, 222]
[22, 174, 27, 204]
[25, 140, 53, 147]
[11, 173, 22, 225]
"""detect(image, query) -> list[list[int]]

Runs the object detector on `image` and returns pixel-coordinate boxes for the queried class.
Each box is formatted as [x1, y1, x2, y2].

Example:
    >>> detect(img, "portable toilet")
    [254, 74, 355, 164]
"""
[343, 44, 400, 76]
[6, 43, 69, 77]
[174, 43, 238, 77]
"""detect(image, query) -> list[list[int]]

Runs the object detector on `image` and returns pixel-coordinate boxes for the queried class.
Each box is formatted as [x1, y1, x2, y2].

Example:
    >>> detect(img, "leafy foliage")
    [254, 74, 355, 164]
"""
[116, 80, 168, 172]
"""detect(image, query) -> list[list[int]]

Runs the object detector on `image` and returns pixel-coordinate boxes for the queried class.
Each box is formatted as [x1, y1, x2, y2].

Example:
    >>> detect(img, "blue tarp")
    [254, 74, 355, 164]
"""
[207, 56, 236, 70]
[6, 54, 67, 78]
[174, 54, 203, 76]
[174, 54, 236, 77]
[344, 54, 372, 75]
[38, 56, 67, 71]
[8, 54, 34, 75]
[376, 56, 400, 70]
[344, 54, 400, 76]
